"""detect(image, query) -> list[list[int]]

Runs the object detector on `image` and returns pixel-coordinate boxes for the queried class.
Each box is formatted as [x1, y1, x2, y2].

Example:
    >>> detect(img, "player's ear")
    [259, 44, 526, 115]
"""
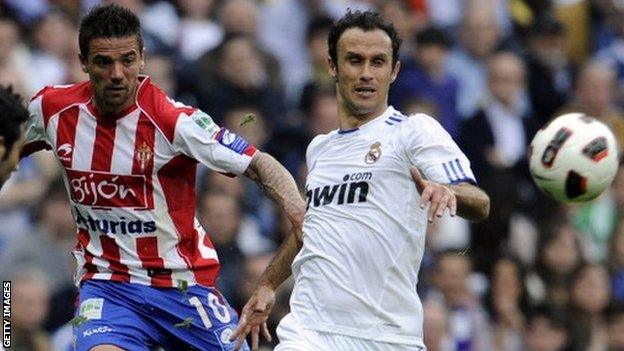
[328, 56, 338, 82]
[140, 46, 146, 71]
[390, 60, 400, 83]
[79, 54, 88, 73]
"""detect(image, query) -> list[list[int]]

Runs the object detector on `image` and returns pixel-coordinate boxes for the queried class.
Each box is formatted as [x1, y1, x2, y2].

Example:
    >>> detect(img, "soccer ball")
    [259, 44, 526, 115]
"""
[528, 113, 619, 202]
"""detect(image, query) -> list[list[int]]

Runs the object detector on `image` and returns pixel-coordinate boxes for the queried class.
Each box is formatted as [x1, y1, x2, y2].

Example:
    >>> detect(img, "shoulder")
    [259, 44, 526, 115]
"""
[398, 112, 457, 147]
[402, 113, 445, 134]
[31, 81, 91, 126]
[305, 131, 337, 166]
[307, 132, 332, 154]
[136, 77, 197, 143]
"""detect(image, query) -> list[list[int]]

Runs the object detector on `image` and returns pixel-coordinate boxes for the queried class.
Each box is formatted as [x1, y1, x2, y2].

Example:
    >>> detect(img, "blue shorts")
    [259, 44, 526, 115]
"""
[73, 280, 250, 351]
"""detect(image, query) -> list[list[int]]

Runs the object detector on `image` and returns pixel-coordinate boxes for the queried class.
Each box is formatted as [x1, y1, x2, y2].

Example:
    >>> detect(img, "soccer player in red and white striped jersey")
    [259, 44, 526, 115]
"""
[22, 5, 304, 351]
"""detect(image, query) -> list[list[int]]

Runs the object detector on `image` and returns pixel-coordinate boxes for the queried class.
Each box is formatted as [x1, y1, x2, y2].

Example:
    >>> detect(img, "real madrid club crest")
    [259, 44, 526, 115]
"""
[135, 141, 153, 172]
[365, 142, 382, 164]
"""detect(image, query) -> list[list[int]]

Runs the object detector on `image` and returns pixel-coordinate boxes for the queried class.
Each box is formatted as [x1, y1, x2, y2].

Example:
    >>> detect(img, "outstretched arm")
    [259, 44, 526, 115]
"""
[410, 166, 490, 222]
[244, 151, 306, 231]
[231, 227, 303, 350]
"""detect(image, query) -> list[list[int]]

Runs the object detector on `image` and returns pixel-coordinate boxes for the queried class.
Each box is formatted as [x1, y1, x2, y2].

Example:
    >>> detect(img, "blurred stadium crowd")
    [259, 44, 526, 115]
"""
[3, 0, 624, 350]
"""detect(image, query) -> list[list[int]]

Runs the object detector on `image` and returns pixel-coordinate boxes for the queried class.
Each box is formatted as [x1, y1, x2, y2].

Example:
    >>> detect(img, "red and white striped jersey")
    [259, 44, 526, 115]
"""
[24, 76, 257, 288]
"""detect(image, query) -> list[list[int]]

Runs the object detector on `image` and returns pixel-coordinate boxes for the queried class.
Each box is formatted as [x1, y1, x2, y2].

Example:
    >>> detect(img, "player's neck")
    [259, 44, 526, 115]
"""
[338, 104, 388, 130]
[92, 88, 138, 117]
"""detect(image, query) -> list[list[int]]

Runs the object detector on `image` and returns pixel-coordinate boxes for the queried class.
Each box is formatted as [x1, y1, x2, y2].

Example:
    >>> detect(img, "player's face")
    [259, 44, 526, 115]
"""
[81, 36, 144, 115]
[329, 28, 399, 120]
[0, 129, 25, 187]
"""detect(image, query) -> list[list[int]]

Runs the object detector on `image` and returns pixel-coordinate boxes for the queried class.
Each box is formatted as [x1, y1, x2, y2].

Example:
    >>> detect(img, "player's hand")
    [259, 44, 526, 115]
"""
[230, 283, 276, 351]
[410, 166, 457, 222]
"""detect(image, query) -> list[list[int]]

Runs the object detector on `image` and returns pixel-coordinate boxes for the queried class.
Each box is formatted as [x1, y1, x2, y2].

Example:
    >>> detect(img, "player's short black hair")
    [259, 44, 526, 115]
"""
[328, 9, 401, 68]
[79, 4, 144, 58]
[0, 86, 28, 159]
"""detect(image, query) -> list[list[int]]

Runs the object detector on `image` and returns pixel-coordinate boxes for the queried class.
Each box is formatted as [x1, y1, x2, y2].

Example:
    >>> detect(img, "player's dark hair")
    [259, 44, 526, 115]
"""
[328, 9, 401, 68]
[79, 4, 144, 58]
[0, 86, 28, 160]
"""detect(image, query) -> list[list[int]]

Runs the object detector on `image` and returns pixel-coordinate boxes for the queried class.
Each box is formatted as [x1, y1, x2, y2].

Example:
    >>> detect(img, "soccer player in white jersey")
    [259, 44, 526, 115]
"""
[21, 4, 305, 351]
[0, 85, 28, 189]
[232, 10, 490, 351]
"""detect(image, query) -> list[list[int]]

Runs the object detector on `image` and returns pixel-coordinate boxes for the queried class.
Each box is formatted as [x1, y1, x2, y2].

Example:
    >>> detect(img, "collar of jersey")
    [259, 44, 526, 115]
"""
[336, 106, 397, 135]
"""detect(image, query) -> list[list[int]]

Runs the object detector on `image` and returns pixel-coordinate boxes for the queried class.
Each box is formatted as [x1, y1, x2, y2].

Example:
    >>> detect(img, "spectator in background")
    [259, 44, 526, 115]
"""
[609, 217, 624, 303]
[0, 180, 75, 331]
[528, 220, 584, 309]
[29, 10, 76, 92]
[558, 61, 624, 150]
[606, 303, 624, 351]
[523, 305, 568, 351]
[446, 0, 503, 119]
[271, 85, 338, 184]
[429, 250, 493, 351]
[459, 52, 537, 271]
[233, 253, 279, 350]
[223, 104, 280, 242]
[175, 0, 222, 61]
[567, 263, 611, 351]
[423, 299, 454, 351]
[8, 267, 52, 351]
[298, 16, 335, 113]
[198, 191, 271, 301]
[390, 26, 459, 137]
[143, 51, 176, 96]
[595, 5, 624, 107]
[218, 0, 258, 38]
[0, 17, 30, 97]
[258, 0, 370, 103]
[485, 256, 529, 351]
[223, 104, 269, 150]
[525, 14, 573, 124]
[379, 0, 423, 59]
[191, 34, 285, 129]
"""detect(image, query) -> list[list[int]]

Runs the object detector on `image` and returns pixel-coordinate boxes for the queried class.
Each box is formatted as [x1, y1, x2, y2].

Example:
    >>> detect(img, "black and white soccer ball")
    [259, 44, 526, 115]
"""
[529, 113, 619, 202]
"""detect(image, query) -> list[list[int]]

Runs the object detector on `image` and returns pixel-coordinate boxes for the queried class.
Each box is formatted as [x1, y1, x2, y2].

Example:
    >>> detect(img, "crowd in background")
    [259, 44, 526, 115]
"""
[2, 0, 624, 350]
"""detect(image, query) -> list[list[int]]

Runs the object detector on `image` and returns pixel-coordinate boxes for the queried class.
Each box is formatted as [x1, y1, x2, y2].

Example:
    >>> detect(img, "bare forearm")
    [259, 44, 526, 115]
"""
[244, 152, 306, 227]
[258, 229, 302, 290]
[448, 183, 490, 221]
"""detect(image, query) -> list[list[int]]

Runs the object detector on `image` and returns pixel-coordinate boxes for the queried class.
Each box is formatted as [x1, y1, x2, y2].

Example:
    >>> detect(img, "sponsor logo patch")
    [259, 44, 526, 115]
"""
[67, 169, 148, 209]
[192, 111, 220, 137]
[214, 325, 237, 350]
[79, 298, 104, 320]
[134, 142, 153, 172]
[57, 143, 73, 162]
[82, 326, 114, 337]
[365, 142, 382, 164]
[215, 128, 250, 154]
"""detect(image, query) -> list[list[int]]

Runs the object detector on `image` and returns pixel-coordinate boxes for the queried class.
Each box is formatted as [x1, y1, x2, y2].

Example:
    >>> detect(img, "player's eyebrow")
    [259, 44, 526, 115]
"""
[345, 51, 364, 59]
[92, 50, 138, 60]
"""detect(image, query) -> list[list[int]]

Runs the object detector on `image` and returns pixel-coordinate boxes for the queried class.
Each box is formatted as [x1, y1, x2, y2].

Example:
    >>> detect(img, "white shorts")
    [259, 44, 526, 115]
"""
[274, 313, 424, 351]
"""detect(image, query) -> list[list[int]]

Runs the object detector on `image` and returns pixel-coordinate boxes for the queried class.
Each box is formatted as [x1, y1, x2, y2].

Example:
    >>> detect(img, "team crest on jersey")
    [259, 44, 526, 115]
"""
[365, 142, 382, 164]
[135, 142, 153, 172]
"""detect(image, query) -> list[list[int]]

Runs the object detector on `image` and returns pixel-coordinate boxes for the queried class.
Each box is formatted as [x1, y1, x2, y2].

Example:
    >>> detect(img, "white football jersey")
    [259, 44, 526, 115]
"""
[289, 106, 475, 346]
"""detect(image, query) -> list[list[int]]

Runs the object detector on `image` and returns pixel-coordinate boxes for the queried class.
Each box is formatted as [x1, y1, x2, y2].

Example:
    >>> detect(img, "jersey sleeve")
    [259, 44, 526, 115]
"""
[22, 92, 52, 157]
[172, 110, 258, 175]
[401, 114, 476, 185]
